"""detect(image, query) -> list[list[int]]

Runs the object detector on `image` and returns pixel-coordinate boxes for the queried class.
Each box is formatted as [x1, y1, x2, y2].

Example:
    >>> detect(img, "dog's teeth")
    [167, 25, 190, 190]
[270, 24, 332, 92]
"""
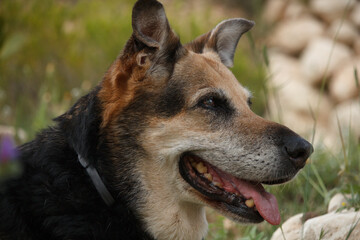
[190, 161, 197, 168]
[213, 181, 223, 188]
[196, 162, 207, 174]
[245, 198, 255, 208]
[203, 173, 213, 181]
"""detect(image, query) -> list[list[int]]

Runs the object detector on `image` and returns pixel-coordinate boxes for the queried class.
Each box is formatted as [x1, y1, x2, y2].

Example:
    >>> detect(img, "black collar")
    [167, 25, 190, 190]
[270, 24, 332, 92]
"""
[78, 155, 115, 206]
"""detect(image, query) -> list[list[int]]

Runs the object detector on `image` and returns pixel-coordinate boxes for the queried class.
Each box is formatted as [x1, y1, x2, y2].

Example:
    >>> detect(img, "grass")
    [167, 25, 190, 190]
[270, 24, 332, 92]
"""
[1, 0, 359, 239]
[346, 217, 360, 240]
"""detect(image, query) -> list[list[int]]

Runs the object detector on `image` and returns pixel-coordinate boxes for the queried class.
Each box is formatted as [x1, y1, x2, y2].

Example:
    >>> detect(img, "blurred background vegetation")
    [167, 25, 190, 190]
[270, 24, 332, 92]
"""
[1, 0, 359, 239]
[0, 0, 266, 140]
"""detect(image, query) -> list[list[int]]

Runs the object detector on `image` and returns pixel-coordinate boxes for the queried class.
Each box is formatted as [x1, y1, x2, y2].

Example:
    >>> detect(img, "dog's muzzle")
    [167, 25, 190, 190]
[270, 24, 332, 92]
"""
[178, 132, 313, 225]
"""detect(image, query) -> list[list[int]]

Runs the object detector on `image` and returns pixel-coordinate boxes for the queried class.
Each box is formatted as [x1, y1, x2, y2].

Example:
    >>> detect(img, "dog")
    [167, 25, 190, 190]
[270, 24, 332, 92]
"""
[0, 0, 313, 239]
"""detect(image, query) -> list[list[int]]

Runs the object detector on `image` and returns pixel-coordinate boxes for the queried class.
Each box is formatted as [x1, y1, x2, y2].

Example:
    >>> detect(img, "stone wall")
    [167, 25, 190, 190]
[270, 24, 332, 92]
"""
[263, 0, 360, 149]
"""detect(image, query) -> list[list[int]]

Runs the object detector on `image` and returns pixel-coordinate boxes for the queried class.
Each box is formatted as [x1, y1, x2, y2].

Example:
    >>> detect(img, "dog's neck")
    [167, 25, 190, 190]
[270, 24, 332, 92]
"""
[77, 154, 115, 206]
[138, 157, 208, 240]
[142, 194, 208, 240]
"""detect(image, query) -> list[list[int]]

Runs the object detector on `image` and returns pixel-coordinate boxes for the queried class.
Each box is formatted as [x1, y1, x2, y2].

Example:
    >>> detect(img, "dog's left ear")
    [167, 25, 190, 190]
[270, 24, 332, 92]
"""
[98, 0, 183, 127]
[186, 19, 254, 68]
[130, 0, 182, 70]
[132, 0, 170, 49]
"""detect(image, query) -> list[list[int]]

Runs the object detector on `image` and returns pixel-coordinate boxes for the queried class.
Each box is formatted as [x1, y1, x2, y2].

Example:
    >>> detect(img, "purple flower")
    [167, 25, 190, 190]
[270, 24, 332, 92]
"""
[0, 135, 18, 163]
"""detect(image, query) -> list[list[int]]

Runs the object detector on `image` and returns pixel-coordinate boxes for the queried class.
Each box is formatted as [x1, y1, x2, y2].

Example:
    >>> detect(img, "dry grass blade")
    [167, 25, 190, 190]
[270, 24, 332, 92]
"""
[354, 67, 359, 89]
[335, 113, 348, 174]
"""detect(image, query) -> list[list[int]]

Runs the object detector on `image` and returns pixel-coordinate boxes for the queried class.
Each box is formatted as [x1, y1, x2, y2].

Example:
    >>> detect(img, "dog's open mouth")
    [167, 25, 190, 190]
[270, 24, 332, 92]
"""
[179, 154, 281, 225]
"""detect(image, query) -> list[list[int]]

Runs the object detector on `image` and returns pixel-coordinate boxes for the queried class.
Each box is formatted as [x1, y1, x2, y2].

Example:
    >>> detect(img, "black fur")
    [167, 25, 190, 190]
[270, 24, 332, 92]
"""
[0, 88, 155, 240]
[156, 80, 186, 118]
[1, 0, 254, 238]
[0, 0, 190, 237]
[0, 53, 186, 240]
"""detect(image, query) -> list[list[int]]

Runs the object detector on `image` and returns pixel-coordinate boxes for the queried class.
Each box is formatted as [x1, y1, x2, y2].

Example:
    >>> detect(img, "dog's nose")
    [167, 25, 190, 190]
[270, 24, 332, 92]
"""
[283, 136, 313, 169]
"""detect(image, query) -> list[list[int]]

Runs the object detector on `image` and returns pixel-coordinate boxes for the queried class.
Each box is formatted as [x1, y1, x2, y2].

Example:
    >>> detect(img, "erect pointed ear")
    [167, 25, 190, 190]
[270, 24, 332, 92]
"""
[132, 0, 170, 49]
[130, 0, 182, 68]
[99, 0, 183, 127]
[185, 18, 255, 68]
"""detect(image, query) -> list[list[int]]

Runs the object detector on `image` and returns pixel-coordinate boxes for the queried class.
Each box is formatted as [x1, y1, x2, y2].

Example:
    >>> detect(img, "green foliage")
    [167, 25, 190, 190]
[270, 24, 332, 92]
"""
[207, 215, 229, 240]
[240, 226, 267, 240]
[0, 0, 133, 139]
[0, 0, 266, 141]
[318, 227, 328, 240]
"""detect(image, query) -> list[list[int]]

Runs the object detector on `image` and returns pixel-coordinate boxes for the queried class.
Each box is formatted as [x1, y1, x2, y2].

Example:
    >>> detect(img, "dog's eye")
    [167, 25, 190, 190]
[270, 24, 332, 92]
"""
[198, 96, 230, 112]
[247, 97, 252, 107]
[202, 97, 216, 108]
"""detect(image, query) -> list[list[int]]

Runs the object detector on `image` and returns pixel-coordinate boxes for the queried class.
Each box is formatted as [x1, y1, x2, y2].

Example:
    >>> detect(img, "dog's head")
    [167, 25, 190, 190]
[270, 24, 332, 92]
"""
[75, 0, 313, 238]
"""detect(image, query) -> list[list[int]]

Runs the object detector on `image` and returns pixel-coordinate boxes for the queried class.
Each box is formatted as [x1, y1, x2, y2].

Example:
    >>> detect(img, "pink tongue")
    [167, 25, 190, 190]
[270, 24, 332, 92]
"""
[229, 176, 281, 225]
[206, 165, 281, 225]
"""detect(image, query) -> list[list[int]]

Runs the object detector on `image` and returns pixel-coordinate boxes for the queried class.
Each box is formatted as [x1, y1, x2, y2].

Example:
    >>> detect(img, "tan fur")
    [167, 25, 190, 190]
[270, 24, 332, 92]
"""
[94, 2, 311, 238]
[135, 52, 261, 239]
[138, 149, 208, 240]
[99, 51, 153, 128]
[98, 33, 294, 240]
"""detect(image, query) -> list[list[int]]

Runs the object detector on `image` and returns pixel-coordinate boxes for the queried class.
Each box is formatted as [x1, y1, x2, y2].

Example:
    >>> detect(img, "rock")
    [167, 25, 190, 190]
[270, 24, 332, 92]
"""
[271, 193, 360, 240]
[328, 193, 352, 213]
[284, 1, 308, 19]
[267, 51, 304, 86]
[269, 17, 325, 54]
[267, 79, 333, 130]
[303, 211, 360, 240]
[263, 0, 288, 24]
[269, 69, 333, 118]
[328, 19, 358, 46]
[300, 37, 352, 85]
[270, 213, 304, 240]
[329, 58, 360, 103]
[272, 211, 360, 240]
[311, 125, 339, 150]
[275, 112, 338, 150]
[331, 99, 360, 139]
[267, 52, 333, 137]
[310, 0, 356, 23]
[278, 111, 315, 135]
[350, 3, 360, 28]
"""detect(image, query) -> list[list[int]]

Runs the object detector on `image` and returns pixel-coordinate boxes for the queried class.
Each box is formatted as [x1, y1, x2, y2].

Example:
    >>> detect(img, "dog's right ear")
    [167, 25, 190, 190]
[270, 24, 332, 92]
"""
[185, 19, 254, 68]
